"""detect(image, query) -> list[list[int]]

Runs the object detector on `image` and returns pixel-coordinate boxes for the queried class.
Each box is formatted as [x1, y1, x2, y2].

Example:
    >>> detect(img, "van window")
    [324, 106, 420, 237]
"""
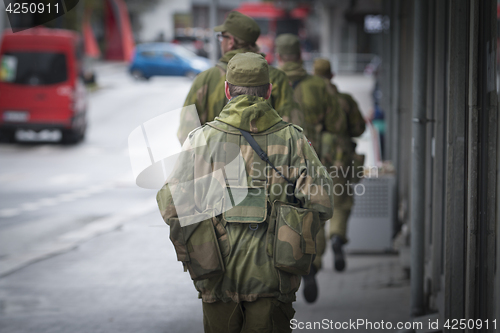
[254, 19, 269, 35]
[0, 51, 68, 85]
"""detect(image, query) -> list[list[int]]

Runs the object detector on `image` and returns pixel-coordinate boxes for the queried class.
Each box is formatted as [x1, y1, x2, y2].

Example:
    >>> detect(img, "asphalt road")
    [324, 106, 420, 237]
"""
[0, 66, 192, 260]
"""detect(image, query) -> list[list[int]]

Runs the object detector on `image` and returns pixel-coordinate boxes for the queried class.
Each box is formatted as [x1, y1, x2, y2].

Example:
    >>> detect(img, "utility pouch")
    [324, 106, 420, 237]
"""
[271, 201, 321, 275]
[168, 217, 225, 281]
[222, 186, 267, 223]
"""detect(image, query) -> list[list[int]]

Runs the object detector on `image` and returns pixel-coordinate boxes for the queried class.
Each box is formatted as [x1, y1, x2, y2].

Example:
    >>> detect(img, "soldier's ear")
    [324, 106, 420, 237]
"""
[228, 35, 235, 50]
[224, 81, 231, 100]
[265, 83, 272, 100]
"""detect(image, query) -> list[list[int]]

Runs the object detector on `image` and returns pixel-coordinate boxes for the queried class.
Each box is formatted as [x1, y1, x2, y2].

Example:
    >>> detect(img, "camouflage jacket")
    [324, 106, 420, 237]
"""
[280, 61, 348, 166]
[178, 48, 302, 144]
[321, 77, 365, 175]
[328, 82, 366, 139]
[158, 95, 334, 304]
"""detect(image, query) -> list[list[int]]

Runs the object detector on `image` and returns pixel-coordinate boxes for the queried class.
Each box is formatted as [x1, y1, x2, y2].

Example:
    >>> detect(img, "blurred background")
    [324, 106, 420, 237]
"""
[0, 0, 499, 332]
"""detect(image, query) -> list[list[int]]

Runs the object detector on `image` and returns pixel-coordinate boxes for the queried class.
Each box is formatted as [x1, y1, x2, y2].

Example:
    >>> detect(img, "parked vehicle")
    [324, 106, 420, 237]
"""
[129, 43, 211, 80]
[0, 27, 88, 144]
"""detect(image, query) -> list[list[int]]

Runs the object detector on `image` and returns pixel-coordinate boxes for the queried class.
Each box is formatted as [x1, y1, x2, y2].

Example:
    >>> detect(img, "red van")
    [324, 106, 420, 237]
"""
[0, 27, 88, 143]
[235, 2, 309, 64]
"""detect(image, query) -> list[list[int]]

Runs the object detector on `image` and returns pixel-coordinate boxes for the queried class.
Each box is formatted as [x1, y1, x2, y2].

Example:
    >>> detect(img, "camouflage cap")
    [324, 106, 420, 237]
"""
[313, 58, 332, 77]
[226, 53, 269, 87]
[275, 33, 301, 55]
[214, 11, 260, 44]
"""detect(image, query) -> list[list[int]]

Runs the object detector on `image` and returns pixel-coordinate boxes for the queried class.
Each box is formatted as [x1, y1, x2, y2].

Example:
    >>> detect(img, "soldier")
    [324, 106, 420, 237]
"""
[313, 58, 366, 273]
[275, 33, 348, 303]
[157, 53, 334, 332]
[178, 11, 301, 144]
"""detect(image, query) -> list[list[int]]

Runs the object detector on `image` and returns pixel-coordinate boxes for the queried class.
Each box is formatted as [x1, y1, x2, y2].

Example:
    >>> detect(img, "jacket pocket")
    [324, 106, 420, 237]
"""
[169, 217, 225, 281]
[222, 186, 267, 223]
[273, 202, 320, 275]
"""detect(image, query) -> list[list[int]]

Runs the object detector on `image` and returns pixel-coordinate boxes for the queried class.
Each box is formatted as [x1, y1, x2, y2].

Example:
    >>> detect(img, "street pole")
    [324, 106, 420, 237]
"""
[410, 0, 428, 317]
[209, 0, 218, 66]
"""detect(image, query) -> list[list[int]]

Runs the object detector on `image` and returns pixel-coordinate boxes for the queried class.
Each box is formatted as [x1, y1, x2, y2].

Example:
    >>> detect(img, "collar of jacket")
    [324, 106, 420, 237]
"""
[213, 95, 283, 133]
[280, 61, 308, 82]
[217, 48, 258, 67]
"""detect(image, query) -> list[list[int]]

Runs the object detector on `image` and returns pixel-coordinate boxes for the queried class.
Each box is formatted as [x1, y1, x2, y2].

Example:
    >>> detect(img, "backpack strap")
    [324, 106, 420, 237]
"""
[238, 129, 295, 186]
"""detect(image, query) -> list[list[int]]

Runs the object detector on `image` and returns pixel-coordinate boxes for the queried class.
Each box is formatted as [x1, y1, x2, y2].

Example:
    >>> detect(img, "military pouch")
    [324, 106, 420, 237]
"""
[168, 217, 225, 281]
[222, 186, 267, 223]
[271, 201, 321, 275]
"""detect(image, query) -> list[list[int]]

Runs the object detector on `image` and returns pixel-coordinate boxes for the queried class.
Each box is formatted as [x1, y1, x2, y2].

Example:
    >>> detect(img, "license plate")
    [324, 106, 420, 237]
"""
[3, 111, 29, 122]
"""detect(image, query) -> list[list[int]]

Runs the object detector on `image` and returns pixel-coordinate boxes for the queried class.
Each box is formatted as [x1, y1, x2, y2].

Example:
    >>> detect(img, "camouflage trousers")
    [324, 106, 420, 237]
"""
[313, 176, 354, 270]
[202, 298, 295, 333]
[328, 176, 354, 241]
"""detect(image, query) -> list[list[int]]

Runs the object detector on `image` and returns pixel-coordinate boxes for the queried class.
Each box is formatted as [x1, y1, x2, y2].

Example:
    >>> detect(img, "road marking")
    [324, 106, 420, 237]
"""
[0, 209, 21, 218]
[37, 198, 59, 207]
[0, 180, 121, 218]
[49, 174, 89, 185]
[57, 193, 80, 202]
[0, 173, 26, 183]
[19, 203, 43, 211]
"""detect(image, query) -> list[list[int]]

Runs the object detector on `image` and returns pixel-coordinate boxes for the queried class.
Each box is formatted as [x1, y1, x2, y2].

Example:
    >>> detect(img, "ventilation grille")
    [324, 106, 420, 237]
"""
[351, 178, 391, 218]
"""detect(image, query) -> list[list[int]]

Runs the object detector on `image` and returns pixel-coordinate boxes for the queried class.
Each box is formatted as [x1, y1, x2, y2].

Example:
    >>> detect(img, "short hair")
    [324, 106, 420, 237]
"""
[227, 82, 269, 98]
[279, 53, 301, 62]
[231, 34, 260, 53]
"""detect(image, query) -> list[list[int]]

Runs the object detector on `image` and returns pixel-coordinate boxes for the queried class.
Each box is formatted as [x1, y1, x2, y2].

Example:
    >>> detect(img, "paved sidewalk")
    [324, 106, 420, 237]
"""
[294, 248, 411, 332]
[0, 200, 411, 333]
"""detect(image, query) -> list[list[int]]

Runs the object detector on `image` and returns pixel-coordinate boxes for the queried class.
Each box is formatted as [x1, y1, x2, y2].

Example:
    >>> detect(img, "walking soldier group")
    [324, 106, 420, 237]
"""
[157, 10, 366, 332]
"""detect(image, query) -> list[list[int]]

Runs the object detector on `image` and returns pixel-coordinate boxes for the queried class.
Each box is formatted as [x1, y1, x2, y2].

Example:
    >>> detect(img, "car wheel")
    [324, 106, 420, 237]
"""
[131, 69, 149, 81]
[185, 71, 197, 80]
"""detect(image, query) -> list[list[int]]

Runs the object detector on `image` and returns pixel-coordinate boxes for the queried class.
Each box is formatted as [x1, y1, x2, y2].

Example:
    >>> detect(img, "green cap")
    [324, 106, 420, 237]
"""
[313, 58, 332, 77]
[226, 53, 269, 87]
[275, 33, 301, 55]
[214, 11, 260, 44]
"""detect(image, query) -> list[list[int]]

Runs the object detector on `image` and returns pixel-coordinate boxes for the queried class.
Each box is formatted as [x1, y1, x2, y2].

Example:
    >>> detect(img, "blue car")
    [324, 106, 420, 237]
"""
[129, 43, 211, 80]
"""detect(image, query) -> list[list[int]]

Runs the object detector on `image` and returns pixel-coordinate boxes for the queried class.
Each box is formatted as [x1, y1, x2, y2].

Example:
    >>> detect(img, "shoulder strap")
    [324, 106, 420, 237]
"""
[238, 129, 294, 186]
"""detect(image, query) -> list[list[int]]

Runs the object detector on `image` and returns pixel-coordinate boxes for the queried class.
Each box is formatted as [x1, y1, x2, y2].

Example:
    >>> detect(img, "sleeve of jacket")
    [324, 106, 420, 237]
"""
[290, 128, 334, 223]
[178, 75, 206, 145]
[157, 136, 196, 225]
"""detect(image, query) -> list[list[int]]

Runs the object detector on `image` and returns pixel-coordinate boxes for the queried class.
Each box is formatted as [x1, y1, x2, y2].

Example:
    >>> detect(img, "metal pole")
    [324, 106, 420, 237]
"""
[390, 0, 401, 235]
[410, 0, 428, 317]
[209, 0, 218, 66]
[382, 0, 392, 161]
[0, 1, 5, 39]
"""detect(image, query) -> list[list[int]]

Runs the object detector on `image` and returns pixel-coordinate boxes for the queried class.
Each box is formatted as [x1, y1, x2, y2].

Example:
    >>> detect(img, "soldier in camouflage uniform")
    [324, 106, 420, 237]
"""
[157, 53, 334, 332]
[313, 58, 366, 272]
[178, 11, 302, 144]
[275, 34, 348, 303]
